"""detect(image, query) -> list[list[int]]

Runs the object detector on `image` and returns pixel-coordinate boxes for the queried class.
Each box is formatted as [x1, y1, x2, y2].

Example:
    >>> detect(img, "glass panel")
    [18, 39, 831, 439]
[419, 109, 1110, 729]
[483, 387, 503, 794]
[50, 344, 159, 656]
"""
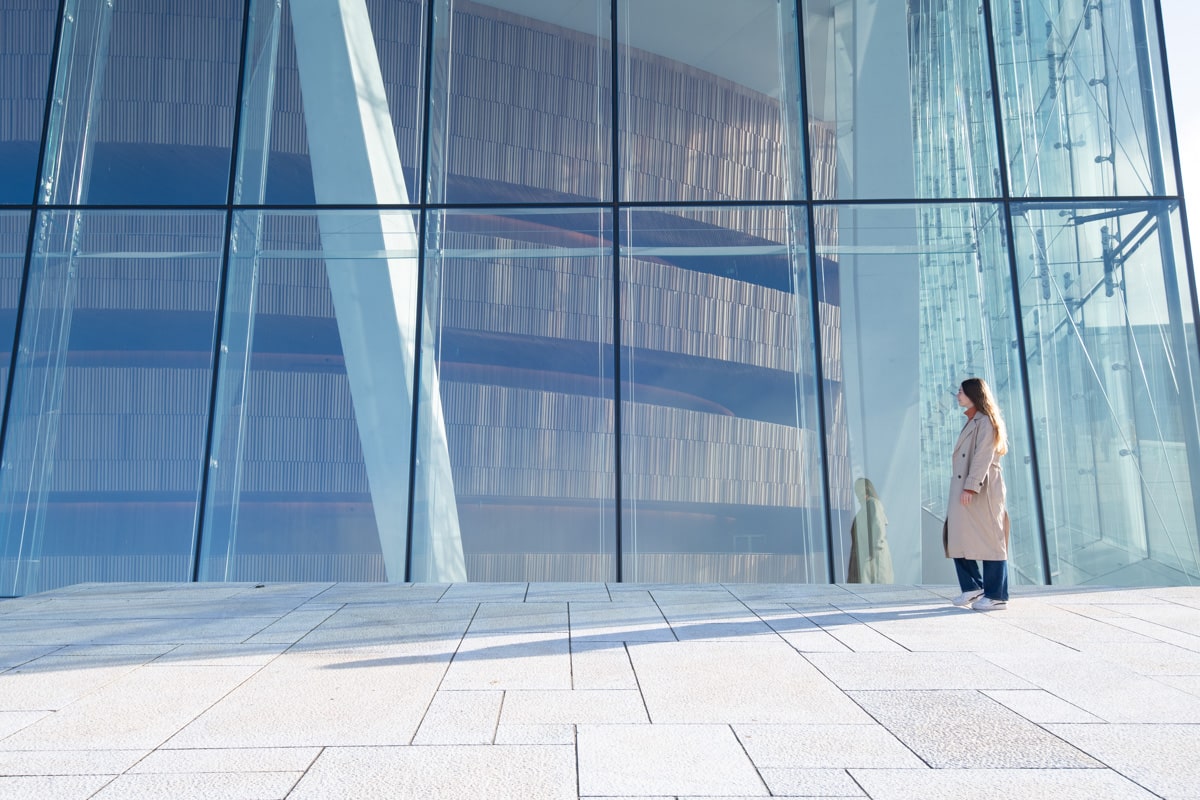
[200, 210, 420, 583]
[0, 3, 56, 203]
[1012, 201, 1200, 585]
[235, 0, 426, 206]
[803, 0, 1001, 200]
[412, 208, 615, 581]
[426, 0, 611, 204]
[0, 213, 27, 419]
[0, 211, 223, 596]
[992, 0, 1177, 198]
[620, 206, 825, 582]
[816, 204, 1041, 584]
[618, 0, 806, 202]
[37, 0, 242, 205]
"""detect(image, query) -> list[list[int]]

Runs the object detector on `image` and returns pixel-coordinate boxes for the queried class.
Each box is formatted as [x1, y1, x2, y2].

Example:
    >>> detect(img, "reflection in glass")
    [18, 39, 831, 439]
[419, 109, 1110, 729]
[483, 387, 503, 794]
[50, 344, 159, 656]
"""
[618, 0, 805, 202]
[39, 0, 243, 205]
[412, 209, 615, 581]
[621, 206, 824, 581]
[200, 210, 421, 582]
[0, 213, 28, 407]
[0, 211, 224, 596]
[992, 0, 1177, 198]
[235, 0, 426, 206]
[803, 0, 1000, 200]
[428, 0, 611, 204]
[1011, 201, 1200, 584]
[817, 204, 1041, 584]
[0, 4, 56, 203]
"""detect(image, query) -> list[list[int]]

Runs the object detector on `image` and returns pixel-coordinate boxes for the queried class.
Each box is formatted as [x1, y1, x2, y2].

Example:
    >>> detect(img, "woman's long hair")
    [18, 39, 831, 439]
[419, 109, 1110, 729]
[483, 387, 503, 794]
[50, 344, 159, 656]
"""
[961, 377, 1008, 455]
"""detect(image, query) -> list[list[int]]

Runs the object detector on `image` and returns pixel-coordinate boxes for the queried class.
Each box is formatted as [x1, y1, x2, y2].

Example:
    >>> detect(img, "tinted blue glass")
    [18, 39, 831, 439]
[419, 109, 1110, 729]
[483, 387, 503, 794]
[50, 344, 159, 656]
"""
[0, 212, 27, 426]
[992, 0, 1177, 197]
[620, 206, 826, 581]
[619, 0, 806, 202]
[1011, 201, 1200, 584]
[412, 208, 616, 581]
[427, 0, 612, 204]
[0, 4, 56, 203]
[815, 203, 1041, 585]
[0, 211, 223, 596]
[39, 0, 243, 205]
[200, 210, 420, 583]
[802, 0, 1001, 200]
[234, 0, 426, 206]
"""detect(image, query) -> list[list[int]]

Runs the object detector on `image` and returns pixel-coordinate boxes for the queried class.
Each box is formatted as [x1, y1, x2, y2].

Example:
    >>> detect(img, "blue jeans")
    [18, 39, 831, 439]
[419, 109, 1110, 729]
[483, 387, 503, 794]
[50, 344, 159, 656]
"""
[954, 557, 1008, 601]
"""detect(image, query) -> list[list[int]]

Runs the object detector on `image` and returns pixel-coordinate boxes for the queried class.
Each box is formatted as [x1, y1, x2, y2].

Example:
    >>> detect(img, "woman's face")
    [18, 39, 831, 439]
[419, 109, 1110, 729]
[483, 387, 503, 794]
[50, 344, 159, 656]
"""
[956, 386, 974, 409]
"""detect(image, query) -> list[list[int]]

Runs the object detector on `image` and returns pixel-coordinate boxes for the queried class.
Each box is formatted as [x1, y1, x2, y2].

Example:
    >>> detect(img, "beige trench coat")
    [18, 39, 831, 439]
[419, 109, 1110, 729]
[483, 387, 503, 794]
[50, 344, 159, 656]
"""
[943, 413, 1010, 561]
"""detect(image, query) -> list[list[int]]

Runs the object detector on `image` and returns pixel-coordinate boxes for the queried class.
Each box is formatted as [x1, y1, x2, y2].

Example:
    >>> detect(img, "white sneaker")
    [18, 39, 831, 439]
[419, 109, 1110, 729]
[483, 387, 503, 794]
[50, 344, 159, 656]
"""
[971, 596, 1007, 611]
[951, 589, 984, 606]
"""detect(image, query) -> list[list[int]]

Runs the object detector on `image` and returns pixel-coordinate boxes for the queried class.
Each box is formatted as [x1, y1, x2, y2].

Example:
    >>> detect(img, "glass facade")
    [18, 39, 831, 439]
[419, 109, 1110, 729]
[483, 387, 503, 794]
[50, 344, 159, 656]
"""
[0, 0, 1197, 595]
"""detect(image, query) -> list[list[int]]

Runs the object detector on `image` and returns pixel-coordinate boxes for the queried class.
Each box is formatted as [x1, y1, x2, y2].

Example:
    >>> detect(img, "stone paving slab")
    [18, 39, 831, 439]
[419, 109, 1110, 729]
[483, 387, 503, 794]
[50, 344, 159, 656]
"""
[0, 582, 1197, 799]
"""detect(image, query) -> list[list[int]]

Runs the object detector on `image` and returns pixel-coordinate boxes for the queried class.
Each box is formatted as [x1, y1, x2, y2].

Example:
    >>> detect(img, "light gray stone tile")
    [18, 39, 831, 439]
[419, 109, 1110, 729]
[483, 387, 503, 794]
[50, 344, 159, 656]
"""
[244, 608, 341, 644]
[981, 690, 1103, 723]
[630, 640, 873, 723]
[90, 771, 301, 799]
[1101, 615, 1200, 653]
[981, 650, 1200, 722]
[1000, 605, 1159, 649]
[758, 767, 864, 796]
[805, 652, 1033, 690]
[577, 723, 767, 797]
[413, 689, 502, 744]
[131, 747, 321, 773]
[1155, 675, 1200, 697]
[802, 611, 905, 652]
[526, 583, 610, 603]
[288, 745, 576, 800]
[501, 689, 649, 724]
[468, 602, 569, 634]
[493, 723, 575, 745]
[848, 768, 1160, 800]
[1078, 641, 1200, 676]
[53, 644, 174, 659]
[847, 690, 1101, 768]
[734, 723, 924, 768]
[569, 602, 674, 643]
[153, 644, 288, 667]
[0, 711, 48, 739]
[0, 665, 261, 750]
[0, 646, 61, 669]
[0, 658, 145, 711]
[439, 583, 530, 603]
[570, 642, 639, 689]
[671, 613, 777, 641]
[440, 633, 572, 690]
[165, 652, 448, 748]
[0, 775, 115, 800]
[0, 749, 145, 775]
[1048, 723, 1200, 799]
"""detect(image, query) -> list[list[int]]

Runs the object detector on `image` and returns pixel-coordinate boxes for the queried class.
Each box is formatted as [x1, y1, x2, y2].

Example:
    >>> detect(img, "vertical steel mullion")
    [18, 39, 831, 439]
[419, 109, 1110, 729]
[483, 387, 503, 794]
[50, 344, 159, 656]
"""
[405, 0, 442, 583]
[793, 0, 835, 583]
[610, 0, 623, 582]
[981, 0, 1053, 585]
[191, 0, 255, 583]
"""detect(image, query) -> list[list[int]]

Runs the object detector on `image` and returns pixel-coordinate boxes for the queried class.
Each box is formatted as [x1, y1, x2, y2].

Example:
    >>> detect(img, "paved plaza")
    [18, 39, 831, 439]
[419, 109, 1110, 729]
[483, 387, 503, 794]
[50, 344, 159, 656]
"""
[1, 581, 1199, 799]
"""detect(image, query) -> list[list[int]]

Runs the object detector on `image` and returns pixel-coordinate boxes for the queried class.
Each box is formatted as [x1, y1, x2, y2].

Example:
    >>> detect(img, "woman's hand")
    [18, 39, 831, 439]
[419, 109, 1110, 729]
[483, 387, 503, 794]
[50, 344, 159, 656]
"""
[960, 490, 975, 507]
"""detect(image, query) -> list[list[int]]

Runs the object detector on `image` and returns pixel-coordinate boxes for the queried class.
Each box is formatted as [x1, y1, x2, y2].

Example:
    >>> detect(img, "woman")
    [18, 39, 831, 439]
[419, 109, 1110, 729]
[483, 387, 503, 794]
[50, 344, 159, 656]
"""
[944, 377, 1010, 610]
[847, 478, 893, 583]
